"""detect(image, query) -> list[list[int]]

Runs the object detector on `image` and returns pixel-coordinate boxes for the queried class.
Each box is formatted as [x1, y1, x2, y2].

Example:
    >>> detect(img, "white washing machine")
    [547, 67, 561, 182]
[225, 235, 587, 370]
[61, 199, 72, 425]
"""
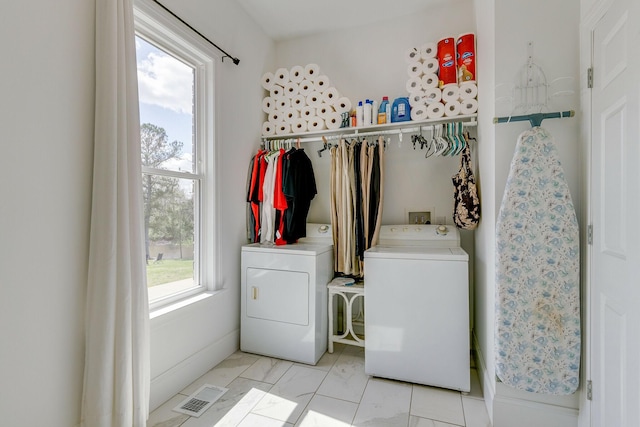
[364, 224, 470, 392]
[240, 224, 333, 365]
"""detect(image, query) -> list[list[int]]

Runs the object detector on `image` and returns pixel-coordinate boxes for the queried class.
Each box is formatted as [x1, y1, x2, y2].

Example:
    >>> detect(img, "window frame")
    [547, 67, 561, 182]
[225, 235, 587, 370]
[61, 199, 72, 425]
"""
[134, 0, 220, 310]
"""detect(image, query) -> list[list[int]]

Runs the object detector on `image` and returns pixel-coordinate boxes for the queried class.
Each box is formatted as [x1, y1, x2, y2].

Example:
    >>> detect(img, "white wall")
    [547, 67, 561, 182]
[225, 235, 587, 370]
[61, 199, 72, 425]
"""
[0, 1, 95, 426]
[145, 0, 275, 410]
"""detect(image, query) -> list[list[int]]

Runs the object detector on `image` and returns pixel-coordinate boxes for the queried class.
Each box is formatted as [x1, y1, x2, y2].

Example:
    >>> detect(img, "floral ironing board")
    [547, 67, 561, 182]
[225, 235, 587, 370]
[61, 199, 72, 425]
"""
[495, 126, 580, 395]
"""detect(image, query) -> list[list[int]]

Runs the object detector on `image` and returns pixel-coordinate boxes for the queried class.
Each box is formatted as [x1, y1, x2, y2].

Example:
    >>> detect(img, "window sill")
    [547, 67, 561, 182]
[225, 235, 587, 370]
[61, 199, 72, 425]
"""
[150, 288, 225, 321]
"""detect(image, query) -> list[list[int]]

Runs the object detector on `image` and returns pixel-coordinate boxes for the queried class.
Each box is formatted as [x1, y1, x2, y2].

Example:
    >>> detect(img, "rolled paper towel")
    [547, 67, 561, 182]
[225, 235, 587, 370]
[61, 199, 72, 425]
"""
[261, 72, 275, 90]
[291, 94, 306, 110]
[426, 102, 446, 119]
[441, 83, 460, 103]
[422, 57, 439, 75]
[276, 122, 291, 135]
[274, 68, 290, 86]
[292, 118, 308, 133]
[268, 110, 284, 123]
[404, 47, 421, 63]
[444, 100, 462, 117]
[406, 76, 423, 92]
[308, 117, 326, 131]
[410, 105, 428, 121]
[423, 87, 442, 104]
[314, 75, 331, 93]
[459, 82, 478, 100]
[304, 63, 320, 81]
[317, 104, 335, 119]
[407, 62, 423, 78]
[408, 91, 426, 107]
[420, 42, 437, 59]
[326, 112, 343, 130]
[289, 65, 305, 83]
[270, 84, 285, 99]
[298, 79, 314, 96]
[306, 91, 322, 107]
[276, 97, 290, 110]
[284, 81, 299, 98]
[262, 96, 276, 113]
[335, 97, 352, 114]
[421, 73, 439, 88]
[460, 98, 479, 115]
[284, 108, 300, 123]
[322, 87, 340, 105]
[437, 37, 457, 86]
[262, 121, 276, 136]
[300, 105, 316, 120]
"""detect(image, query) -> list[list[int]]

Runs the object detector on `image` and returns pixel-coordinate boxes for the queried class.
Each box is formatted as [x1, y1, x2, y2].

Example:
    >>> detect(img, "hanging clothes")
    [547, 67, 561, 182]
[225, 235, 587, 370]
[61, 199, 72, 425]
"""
[495, 126, 580, 395]
[330, 136, 384, 277]
[452, 144, 480, 230]
[246, 146, 317, 245]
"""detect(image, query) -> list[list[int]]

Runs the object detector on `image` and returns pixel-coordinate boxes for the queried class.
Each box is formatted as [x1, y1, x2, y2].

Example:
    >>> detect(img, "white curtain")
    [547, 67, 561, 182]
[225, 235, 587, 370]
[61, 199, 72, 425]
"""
[81, 0, 150, 425]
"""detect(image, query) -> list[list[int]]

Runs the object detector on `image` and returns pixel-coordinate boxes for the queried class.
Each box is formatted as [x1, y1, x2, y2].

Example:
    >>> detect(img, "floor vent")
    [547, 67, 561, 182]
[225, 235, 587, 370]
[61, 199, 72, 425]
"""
[172, 384, 228, 417]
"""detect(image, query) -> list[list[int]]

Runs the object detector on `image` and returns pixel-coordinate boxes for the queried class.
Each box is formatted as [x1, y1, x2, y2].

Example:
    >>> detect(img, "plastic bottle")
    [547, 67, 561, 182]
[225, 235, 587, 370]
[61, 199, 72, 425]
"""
[356, 101, 364, 127]
[391, 97, 411, 122]
[371, 99, 378, 125]
[363, 99, 372, 126]
[383, 96, 391, 124]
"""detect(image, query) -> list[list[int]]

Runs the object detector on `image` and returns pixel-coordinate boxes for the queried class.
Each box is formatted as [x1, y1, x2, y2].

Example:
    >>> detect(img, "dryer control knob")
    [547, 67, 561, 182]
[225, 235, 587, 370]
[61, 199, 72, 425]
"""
[437, 225, 449, 235]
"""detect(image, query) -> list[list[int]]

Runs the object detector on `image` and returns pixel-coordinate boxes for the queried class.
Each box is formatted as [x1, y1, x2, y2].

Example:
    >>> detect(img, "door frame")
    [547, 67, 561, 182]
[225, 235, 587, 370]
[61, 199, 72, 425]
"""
[579, 1, 618, 426]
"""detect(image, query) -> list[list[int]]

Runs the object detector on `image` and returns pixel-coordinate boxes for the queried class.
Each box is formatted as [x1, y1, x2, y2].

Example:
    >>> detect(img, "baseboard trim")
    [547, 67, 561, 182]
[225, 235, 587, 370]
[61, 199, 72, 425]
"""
[149, 329, 239, 411]
[472, 331, 495, 422]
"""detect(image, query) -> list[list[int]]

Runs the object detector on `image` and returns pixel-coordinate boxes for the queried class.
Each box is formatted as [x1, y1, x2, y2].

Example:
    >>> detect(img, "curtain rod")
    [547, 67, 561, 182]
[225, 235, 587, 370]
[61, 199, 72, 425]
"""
[152, 0, 240, 65]
[493, 110, 574, 127]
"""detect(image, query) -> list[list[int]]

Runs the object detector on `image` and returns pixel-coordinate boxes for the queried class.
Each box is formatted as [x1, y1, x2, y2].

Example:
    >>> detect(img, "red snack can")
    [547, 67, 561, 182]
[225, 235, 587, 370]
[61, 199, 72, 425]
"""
[437, 37, 457, 88]
[456, 33, 476, 82]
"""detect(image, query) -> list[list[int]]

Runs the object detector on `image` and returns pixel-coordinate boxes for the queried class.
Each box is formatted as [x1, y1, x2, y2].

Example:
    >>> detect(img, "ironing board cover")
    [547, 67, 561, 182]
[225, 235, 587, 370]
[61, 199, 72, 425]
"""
[495, 126, 580, 395]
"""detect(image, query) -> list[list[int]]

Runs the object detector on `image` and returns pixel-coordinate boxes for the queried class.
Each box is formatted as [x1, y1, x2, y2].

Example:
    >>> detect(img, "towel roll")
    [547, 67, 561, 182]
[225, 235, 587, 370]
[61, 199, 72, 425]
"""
[268, 110, 284, 123]
[407, 62, 423, 78]
[284, 108, 299, 123]
[284, 81, 299, 98]
[276, 122, 291, 135]
[404, 47, 421, 63]
[459, 82, 478, 100]
[421, 73, 439, 89]
[291, 118, 308, 133]
[322, 87, 340, 105]
[426, 102, 445, 119]
[422, 57, 439, 75]
[444, 100, 462, 117]
[291, 94, 306, 110]
[262, 121, 276, 136]
[410, 105, 428, 121]
[306, 91, 322, 107]
[408, 91, 426, 107]
[460, 98, 478, 115]
[308, 117, 326, 131]
[406, 76, 423, 93]
[335, 97, 352, 114]
[314, 75, 331, 93]
[326, 112, 343, 130]
[420, 42, 437, 59]
[289, 65, 305, 83]
[274, 68, 289, 86]
[298, 79, 314, 96]
[300, 105, 316, 120]
[423, 87, 442, 104]
[442, 83, 460, 104]
[270, 84, 285, 99]
[276, 97, 290, 110]
[304, 63, 320, 81]
[317, 104, 335, 119]
[262, 96, 276, 113]
[261, 72, 275, 90]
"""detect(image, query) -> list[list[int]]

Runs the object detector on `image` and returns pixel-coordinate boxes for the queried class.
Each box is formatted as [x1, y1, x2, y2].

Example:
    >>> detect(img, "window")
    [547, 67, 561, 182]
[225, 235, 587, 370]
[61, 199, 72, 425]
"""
[134, 0, 218, 307]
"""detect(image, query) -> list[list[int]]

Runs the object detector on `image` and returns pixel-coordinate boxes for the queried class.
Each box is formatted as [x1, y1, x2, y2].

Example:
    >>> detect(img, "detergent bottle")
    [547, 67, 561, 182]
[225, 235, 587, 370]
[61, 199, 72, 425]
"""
[391, 97, 411, 122]
[378, 96, 389, 124]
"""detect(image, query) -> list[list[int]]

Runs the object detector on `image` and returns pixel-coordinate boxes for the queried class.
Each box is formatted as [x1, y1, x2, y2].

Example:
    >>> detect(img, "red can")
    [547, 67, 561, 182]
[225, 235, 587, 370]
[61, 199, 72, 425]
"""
[456, 33, 476, 82]
[437, 37, 457, 88]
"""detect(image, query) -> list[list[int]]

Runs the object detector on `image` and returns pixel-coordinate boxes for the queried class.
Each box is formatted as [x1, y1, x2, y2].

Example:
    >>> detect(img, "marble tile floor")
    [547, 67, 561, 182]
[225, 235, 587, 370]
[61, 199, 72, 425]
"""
[148, 344, 492, 427]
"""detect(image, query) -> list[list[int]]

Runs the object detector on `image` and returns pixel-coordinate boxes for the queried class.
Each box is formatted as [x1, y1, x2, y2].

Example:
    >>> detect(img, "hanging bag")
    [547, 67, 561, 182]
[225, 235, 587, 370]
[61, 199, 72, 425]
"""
[452, 144, 480, 229]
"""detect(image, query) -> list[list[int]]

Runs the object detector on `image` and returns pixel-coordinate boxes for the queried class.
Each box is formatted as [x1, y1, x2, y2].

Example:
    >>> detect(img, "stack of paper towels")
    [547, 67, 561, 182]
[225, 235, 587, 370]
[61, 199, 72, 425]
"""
[405, 40, 478, 121]
[261, 64, 350, 136]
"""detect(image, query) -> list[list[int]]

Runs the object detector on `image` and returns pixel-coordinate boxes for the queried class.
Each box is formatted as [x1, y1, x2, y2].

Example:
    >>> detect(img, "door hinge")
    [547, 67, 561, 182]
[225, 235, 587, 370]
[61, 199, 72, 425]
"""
[587, 67, 594, 88]
[587, 224, 593, 245]
[587, 380, 593, 400]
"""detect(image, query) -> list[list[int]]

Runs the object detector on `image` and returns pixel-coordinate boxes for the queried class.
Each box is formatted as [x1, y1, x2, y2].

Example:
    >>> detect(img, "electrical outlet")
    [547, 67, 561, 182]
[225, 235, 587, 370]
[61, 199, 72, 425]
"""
[408, 211, 431, 224]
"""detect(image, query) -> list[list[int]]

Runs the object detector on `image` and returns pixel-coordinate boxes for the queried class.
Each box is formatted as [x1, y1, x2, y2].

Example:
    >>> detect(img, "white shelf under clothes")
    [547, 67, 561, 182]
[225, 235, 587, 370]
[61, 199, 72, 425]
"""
[262, 113, 478, 142]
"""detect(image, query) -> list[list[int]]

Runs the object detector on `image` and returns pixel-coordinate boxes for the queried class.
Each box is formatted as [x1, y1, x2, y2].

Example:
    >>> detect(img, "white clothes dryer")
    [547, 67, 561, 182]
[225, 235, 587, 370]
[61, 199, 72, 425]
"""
[240, 224, 333, 365]
[364, 224, 470, 392]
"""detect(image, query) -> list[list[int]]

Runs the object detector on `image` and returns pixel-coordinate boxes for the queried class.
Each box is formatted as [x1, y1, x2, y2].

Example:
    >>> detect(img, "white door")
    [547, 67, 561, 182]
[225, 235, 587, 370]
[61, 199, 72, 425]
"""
[590, 0, 640, 425]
